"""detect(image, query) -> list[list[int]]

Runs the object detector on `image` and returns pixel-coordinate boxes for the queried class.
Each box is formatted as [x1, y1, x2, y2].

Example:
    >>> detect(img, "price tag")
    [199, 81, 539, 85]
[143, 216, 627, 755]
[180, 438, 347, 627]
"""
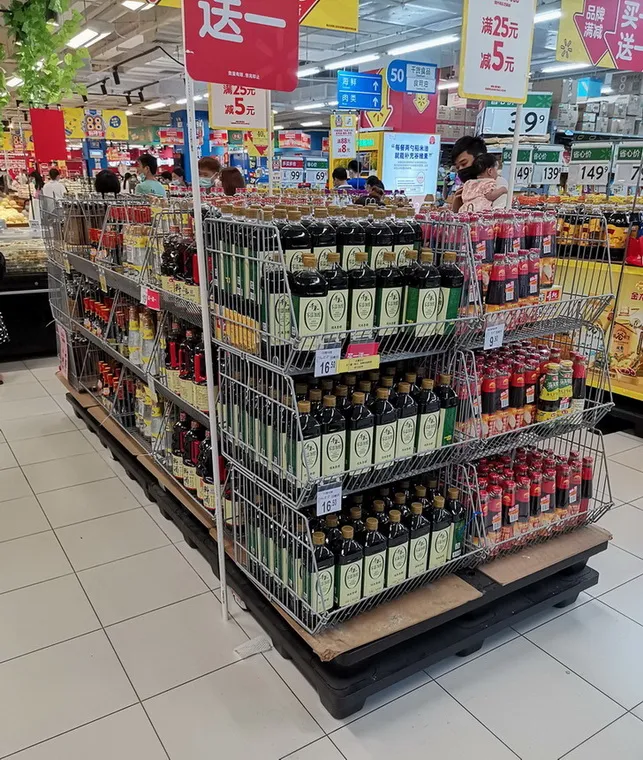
[532, 165, 561, 185]
[140, 285, 148, 306]
[315, 346, 341, 377]
[98, 267, 108, 293]
[513, 164, 534, 187]
[484, 323, 505, 351]
[614, 162, 642, 185]
[567, 163, 610, 186]
[316, 482, 342, 518]
[63, 255, 71, 275]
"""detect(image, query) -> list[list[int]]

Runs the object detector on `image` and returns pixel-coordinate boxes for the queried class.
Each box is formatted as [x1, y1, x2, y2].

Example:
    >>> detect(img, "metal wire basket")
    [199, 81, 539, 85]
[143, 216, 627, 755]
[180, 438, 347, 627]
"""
[228, 462, 487, 635]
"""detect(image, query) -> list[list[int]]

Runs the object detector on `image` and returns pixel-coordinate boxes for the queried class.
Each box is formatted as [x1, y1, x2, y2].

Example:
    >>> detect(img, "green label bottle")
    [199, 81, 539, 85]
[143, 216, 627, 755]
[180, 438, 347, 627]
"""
[435, 373, 458, 447]
[345, 391, 374, 473]
[416, 378, 441, 453]
[369, 387, 398, 466]
[306, 531, 336, 614]
[320, 252, 349, 338]
[291, 253, 328, 352]
[428, 496, 453, 569]
[436, 251, 464, 335]
[292, 400, 321, 484]
[395, 382, 418, 459]
[405, 249, 441, 339]
[335, 525, 363, 608]
[446, 487, 466, 559]
[375, 251, 404, 337]
[281, 210, 312, 272]
[316, 394, 346, 477]
[336, 207, 366, 271]
[407, 502, 431, 578]
[348, 252, 376, 333]
[361, 517, 387, 597]
[366, 208, 394, 270]
[385, 509, 409, 587]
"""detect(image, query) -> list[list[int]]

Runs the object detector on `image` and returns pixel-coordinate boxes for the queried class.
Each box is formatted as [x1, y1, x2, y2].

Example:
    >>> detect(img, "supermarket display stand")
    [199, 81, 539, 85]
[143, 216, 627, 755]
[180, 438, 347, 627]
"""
[64, 378, 609, 719]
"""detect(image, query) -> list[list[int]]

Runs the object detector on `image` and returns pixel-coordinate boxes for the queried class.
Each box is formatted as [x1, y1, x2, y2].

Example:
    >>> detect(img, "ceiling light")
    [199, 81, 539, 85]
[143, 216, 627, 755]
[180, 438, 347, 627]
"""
[122, 0, 146, 8]
[175, 97, 187, 104]
[274, 124, 284, 130]
[100, 81, 108, 95]
[324, 54, 380, 71]
[301, 120, 323, 127]
[125, 110, 134, 116]
[144, 101, 166, 110]
[438, 80, 459, 90]
[388, 34, 459, 57]
[193, 95, 204, 101]
[294, 102, 326, 111]
[535, 8, 562, 23]
[6, 76, 23, 88]
[297, 66, 321, 78]
[138, 90, 145, 102]
[113, 68, 120, 85]
[126, 93, 133, 105]
[327, 100, 338, 106]
[82, 95, 88, 103]
[601, 86, 614, 94]
[272, 109, 278, 114]
[540, 62, 591, 73]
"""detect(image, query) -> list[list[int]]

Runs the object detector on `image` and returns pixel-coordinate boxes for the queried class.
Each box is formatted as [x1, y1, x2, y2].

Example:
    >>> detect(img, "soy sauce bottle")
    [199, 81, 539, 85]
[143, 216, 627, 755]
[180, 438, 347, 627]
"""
[309, 208, 337, 270]
[320, 252, 349, 341]
[445, 487, 466, 559]
[394, 381, 418, 459]
[367, 208, 395, 270]
[435, 373, 458, 447]
[290, 253, 327, 354]
[345, 391, 374, 476]
[306, 531, 336, 613]
[369, 386, 398, 466]
[361, 517, 387, 597]
[324, 513, 343, 551]
[428, 495, 453, 569]
[371, 499, 390, 531]
[391, 208, 417, 266]
[437, 251, 464, 334]
[384, 509, 409, 587]
[291, 400, 321, 484]
[348, 252, 377, 334]
[334, 525, 363, 608]
[407, 502, 431, 578]
[317, 394, 346, 478]
[375, 252, 404, 346]
[416, 378, 441, 454]
[281, 210, 312, 272]
[337, 207, 366, 271]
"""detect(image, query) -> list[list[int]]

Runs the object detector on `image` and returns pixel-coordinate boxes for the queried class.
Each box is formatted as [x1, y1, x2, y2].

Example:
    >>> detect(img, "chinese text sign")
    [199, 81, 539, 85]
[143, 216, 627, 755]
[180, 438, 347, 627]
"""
[460, 0, 537, 103]
[209, 83, 268, 129]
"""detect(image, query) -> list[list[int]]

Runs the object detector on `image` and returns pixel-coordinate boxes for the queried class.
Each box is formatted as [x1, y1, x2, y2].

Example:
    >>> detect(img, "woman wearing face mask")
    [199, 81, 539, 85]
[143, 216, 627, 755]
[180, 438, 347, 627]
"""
[198, 156, 222, 192]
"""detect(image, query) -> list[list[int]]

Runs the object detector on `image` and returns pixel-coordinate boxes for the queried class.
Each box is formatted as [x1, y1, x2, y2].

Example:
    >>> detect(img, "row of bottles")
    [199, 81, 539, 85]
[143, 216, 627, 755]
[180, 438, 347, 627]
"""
[160, 321, 210, 412]
[158, 225, 200, 303]
[168, 411, 216, 511]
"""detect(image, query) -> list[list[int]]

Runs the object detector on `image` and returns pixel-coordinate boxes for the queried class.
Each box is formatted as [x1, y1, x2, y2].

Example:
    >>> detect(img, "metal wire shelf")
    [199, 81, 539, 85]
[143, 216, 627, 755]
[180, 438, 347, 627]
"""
[228, 462, 487, 635]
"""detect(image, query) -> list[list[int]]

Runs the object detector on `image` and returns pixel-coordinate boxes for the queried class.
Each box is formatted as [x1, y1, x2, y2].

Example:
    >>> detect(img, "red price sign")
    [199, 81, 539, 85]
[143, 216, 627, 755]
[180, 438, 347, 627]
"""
[183, 0, 299, 91]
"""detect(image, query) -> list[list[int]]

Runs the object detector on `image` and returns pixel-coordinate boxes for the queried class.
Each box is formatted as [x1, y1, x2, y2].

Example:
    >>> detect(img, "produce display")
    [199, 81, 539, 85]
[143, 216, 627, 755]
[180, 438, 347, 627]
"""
[0, 195, 28, 227]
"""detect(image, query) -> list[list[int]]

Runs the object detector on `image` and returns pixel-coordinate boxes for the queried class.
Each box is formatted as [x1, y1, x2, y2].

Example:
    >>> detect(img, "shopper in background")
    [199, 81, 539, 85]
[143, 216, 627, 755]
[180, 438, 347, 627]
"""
[122, 172, 134, 193]
[171, 167, 186, 187]
[450, 136, 508, 212]
[332, 167, 352, 190]
[197, 156, 222, 190]
[354, 176, 385, 206]
[135, 154, 167, 198]
[220, 166, 245, 196]
[28, 170, 44, 196]
[41, 168, 66, 203]
[94, 170, 121, 198]
[460, 154, 508, 212]
[160, 170, 173, 185]
[347, 159, 367, 190]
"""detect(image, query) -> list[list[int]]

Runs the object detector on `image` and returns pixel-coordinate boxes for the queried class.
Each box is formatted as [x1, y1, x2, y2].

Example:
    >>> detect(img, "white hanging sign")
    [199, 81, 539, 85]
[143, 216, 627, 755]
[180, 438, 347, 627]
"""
[209, 84, 268, 130]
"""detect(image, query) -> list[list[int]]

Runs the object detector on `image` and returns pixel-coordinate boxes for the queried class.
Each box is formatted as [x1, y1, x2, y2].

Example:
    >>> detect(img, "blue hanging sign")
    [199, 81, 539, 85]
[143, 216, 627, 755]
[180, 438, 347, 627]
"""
[337, 71, 382, 111]
[386, 60, 437, 94]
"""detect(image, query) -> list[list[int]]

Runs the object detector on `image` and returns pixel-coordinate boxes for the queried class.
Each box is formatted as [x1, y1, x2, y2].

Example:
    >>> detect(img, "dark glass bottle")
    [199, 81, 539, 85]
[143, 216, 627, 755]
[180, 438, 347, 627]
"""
[384, 509, 409, 587]
[392, 491, 411, 522]
[428, 495, 453, 569]
[369, 387, 398, 467]
[405, 249, 441, 341]
[334, 384, 351, 416]
[394, 381, 418, 459]
[348, 251, 376, 334]
[309, 388, 323, 416]
[178, 328, 198, 405]
[336, 207, 366, 272]
[289, 253, 327, 354]
[407, 503, 431, 578]
[320, 252, 349, 340]
[416, 378, 441, 454]
[348, 506, 367, 543]
[193, 337, 208, 413]
[196, 430, 213, 508]
[435, 373, 458, 447]
[309, 208, 337, 270]
[334, 525, 363, 608]
[437, 251, 464, 334]
[316, 394, 346, 478]
[370, 499, 390, 531]
[391, 208, 417, 266]
[306, 531, 336, 614]
[183, 420, 205, 495]
[345, 391, 374, 475]
[367, 208, 395, 270]
[165, 321, 183, 395]
[281, 210, 312, 272]
[375, 251, 404, 343]
[171, 411, 190, 482]
[323, 513, 343, 552]
[290, 399, 321, 484]
[361, 517, 387, 597]
[445, 487, 466, 559]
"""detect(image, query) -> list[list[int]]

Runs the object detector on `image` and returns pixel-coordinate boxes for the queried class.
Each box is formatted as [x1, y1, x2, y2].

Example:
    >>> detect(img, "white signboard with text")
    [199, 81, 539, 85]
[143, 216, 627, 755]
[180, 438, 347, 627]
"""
[331, 112, 357, 160]
[382, 133, 440, 196]
[209, 83, 268, 130]
[460, 0, 537, 104]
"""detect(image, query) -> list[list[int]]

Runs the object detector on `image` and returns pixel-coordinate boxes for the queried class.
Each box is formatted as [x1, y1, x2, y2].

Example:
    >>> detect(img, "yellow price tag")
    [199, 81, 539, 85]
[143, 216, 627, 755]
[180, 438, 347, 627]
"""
[63, 255, 71, 274]
[98, 268, 108, 293]
[337, 355, 381, 374]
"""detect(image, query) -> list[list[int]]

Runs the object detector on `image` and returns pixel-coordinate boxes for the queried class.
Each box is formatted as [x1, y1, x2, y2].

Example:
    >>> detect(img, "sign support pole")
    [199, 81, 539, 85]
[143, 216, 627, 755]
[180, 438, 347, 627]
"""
[506, 103, 523, 209]
[266, 89, 274, 194]
[184, 72, 229, 623]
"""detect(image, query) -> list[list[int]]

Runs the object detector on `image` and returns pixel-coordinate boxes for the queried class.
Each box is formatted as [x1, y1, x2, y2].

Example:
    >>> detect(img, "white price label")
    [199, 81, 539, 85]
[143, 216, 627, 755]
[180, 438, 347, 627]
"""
[484, 323, 505, 351]
[315, 346, 341, 377]
[533, 165, 562, 185]
[316, 483, 342, 518]
[567, 163, 610, 186]
[614, 163, 642, 186]
[140, 285, 148, 306]
[98, 267, 108, 293]
[514, 164, 533, 186]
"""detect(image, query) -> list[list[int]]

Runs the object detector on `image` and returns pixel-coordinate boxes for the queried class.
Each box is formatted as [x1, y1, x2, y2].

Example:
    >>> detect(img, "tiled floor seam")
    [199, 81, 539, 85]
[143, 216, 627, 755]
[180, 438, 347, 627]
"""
[556, 711, 629, 758]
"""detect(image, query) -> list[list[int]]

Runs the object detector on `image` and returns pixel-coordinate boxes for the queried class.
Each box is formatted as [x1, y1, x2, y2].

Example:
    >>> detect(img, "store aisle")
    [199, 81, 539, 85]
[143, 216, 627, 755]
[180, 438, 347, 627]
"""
[1, 358, 643, 760]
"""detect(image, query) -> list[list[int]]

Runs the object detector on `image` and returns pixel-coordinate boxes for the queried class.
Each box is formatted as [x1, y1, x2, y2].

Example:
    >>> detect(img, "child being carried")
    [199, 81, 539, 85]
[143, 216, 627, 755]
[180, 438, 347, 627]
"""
[461, 154, 508, 212]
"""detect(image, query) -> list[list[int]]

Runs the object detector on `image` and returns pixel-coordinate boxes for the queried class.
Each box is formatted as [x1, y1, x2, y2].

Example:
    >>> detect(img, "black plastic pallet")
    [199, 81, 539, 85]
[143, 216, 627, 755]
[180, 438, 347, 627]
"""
[69, 393, 607, 719]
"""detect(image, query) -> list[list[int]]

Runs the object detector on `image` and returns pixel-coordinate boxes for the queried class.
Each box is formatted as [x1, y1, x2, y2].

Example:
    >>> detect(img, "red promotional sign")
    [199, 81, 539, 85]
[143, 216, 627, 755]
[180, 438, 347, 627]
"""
[30, 109, 67, 163]
[183, 0, 299, 91]
[210, 129, 229, 146]
[605, 0, 643, 70]
[158, 128, 185, 145]
[279, 131, 311, 150]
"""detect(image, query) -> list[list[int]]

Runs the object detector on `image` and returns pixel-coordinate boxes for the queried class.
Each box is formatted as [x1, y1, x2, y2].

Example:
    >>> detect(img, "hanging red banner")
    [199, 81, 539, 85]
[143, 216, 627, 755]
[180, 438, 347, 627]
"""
[30, 109, 67, 163]
[183, 0, 299, 91]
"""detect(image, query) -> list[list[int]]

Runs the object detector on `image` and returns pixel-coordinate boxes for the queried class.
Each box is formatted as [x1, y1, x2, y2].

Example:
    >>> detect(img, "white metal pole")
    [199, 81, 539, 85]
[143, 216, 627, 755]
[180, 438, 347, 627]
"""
[266, 89, 274, 194]
[506, 103, 523, 209]
[185, 74, 229, 621]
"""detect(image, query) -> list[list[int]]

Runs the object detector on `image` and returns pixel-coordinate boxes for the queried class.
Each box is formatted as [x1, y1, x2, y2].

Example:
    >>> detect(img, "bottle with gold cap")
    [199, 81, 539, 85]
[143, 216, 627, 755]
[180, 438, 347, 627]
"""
[305, 531, 336, 614]
[375, 251, 404, 340]
[290, 253, 328, 352]
[320, 252, 348, 340]
[345, 391, 374, 475]
[348, 251, 376, 333]
[366, 207, 395, 270]
[361, 517, 387, 597]
[407, 502, 431, 578]
[437, 251, 465, 335]
[309, 207, 337, 270]
[405, 249, 441, 340]
[334, 525, 363, 608]
[391, 207, 417, 266]
[281, 209, 312, 272]
[428, 495, 453, 569]
[336, 206, 366, 271]
[394, 381, 418, 459]
[316, 394, 346, 477]
[445, 486, 466, 559]
[435, 373, 458, 447]
[384, 509, 409, 587]
[289, 399, 321, 484]
[416, 378, 441, 454]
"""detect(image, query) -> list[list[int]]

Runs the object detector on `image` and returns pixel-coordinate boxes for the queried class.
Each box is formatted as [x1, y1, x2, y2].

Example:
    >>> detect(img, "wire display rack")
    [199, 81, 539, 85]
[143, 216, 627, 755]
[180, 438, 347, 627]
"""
[218, 346, 478, 506]
[229, 462, 487, 635]
[205, 216, 482, 375]
[479, 428, 613, 559]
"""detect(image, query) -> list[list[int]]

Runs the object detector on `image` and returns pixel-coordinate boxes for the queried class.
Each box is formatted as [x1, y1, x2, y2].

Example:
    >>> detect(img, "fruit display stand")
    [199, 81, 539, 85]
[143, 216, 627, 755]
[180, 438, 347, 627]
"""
[46, 196, 617, 719]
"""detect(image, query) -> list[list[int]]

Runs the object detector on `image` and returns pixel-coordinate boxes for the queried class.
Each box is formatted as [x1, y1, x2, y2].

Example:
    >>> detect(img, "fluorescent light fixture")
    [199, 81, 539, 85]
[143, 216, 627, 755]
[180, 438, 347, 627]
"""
[125, 110, 134, 116]
[327, 100, 339, 106]
[175, 97, 187, 104]
[601, 86, 614, 94]
[387, 34, 459, 57]
[535, 8, 562, 23]
[274, 124, 284, 130]
[540, 62, 591, 73]
[203, 92, 209, 98]
[193, 95, 204, 101]
[324, 53, 380, 71]
[6, 76, 23, 88]
[144, 101, 166, 110]
[294, 102, 326, 111]
[438, 80, 459, 90]
[122, 0, 145, 8]
[302, 120, 323, 126]
[272, 109, 278, 114]
[297, 66, 321, 78]
[68, 28, 111, 49]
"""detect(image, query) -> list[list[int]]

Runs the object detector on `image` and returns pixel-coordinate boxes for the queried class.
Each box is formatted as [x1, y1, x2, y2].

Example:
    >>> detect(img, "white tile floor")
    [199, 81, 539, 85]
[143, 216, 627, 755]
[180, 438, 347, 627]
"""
[1, 358, 643, 759]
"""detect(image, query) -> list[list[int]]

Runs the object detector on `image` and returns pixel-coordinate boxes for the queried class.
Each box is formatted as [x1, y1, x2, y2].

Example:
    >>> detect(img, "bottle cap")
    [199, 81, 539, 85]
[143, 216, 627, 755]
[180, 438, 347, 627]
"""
[326, 514, 338, 526]
[352, 392, 366, 404]
[411, 502, 423, 515]
[287, 210, 301, 221]
[365, 517, 379, 531]
[443, 251, 457, 263]
[355, 251, 368, 263]
[335, 384, 348, 397]
[297, 400, 311, 414]
[323, 395, 336, 408]
[394, 492, 406, 505]
[345, 374, 357, 384]
[389, 509, 402, 522]
[315, 208, 329, 218]
[405, 372, 417, 383]
[374, 208, 387, 219]
[373, 500, 385, 512]
[405, 250, 418, 261]
[420, 250, 434, 264]
[421, 378, 435, 390]
[383, 251, 396, 262]
[274, 208, 288, 220]
[327, 252, 340, 264]
[341, 525, 354, 539]
[246, 208, 260, 220]
[376, 387, 389, 400]
[295, 382, 308, 396]
[345, 207, 357, 218]
[359, 380, 371, 393]
[439, 373, 452, 385]
[312, 531, 326, 546]
[381, 376, 393, 388]
[447, 487, 459, 499]
[415, 485, 427, 497]
[434, 495, 446, 508]
[302, 253, 316, 269]
[309, 388, 322, 401]
[350, 506, 362, 519]
[398, 382, 411, 394]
